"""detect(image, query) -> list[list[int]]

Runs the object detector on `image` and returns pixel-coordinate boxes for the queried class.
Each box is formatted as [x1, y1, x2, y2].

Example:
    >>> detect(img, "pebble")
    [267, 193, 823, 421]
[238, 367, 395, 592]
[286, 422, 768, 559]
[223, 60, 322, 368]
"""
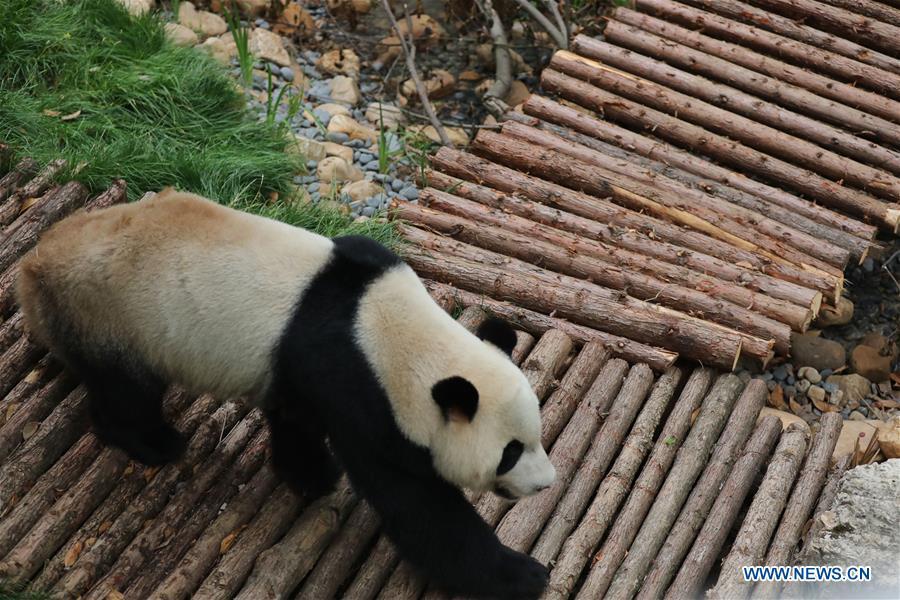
[293, 175, 317, 184]
[327, 132, 350, 143]
[797, 380, 811, 394]
[808, 386, 826, 403]
[307, 182, 320, 194]
[280, 66, 295, 82]
[306, 160, 318, 169]
[391, 178, 404, 192]
[797, 366, 822, 384]
[862, 257, 875, 273]
[766, 380, 777, 392]
[255, 18, 269, 29]
[361, 206, 376, 217]
[364, 162, 380, 172]
[401, 187, 419, 201]
[849, 410, 867, 421]
[784, 385, 796, 397]
[773, 365, 789, 381]
[786, 375, 796, 386]
[820, 368, 834, 378]
[760, 372, 774, 382]
[823, 382, 839, 394]
[312, 109, 332, 126]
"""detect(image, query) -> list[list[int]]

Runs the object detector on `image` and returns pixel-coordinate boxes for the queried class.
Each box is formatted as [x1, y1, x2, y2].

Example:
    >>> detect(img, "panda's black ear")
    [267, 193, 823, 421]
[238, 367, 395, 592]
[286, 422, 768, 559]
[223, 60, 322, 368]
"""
[432, 376, 479, 423]
[476, 316, 517, 357]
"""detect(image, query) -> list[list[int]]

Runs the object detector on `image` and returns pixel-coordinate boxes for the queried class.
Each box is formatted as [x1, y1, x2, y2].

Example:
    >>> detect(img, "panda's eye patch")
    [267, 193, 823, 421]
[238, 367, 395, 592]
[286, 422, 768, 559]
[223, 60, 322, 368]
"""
[496, 440, 524, 475]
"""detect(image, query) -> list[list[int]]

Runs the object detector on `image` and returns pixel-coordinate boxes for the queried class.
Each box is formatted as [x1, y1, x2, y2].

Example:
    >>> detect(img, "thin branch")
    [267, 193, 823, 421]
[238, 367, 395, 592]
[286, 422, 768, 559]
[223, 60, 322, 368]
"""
[542, 0, 569, 41]
[380, 0, 453, 146]
[513, 0, 568, 48]
[475, 0, 513, 116]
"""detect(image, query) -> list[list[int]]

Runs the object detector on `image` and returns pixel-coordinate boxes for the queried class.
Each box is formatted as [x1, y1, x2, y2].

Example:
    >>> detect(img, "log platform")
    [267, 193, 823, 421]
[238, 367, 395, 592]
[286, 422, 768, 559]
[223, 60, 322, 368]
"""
[1, 0, 895, 593]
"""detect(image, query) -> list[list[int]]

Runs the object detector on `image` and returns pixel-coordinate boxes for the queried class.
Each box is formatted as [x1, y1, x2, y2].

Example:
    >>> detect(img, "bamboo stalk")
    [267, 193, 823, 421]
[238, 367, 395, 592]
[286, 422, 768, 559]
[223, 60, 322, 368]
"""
[614, 5, 900, 128]
[472, 128, 846, 277]
[682, 0, 900, 74]
[529, 366, 679, 583]
[709, 423, 810, 600]
[0, 159, 38, 205]
[665, 415, 783, 599]
[576, 30, 900, 175]
[602, 374, 745, 600]
[401, 224, 769, 368]
[422, 280, 679, 370]
[634, 0, 900, 98]
[424, 169, 824, 311]
[752, 412, 843, 600]
[543, 367, 713, 599]
[520, 95, 876, 243]
[503, 112, 873, 263]
[232, 480, 357, 600]
[0, 159, 66, 227]
[550, 49, 900, 207]
[430, 149, 840, 303]
[751, 0, 900, 53]
[636, 379, 768, 599]
[399, 200, 795, 349]
[542, 67, 900, 234]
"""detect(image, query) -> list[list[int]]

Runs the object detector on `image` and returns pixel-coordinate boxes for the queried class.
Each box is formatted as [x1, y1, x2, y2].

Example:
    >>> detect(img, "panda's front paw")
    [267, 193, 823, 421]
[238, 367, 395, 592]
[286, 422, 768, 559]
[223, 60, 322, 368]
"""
[274, 455, 341, 499]
[491, 547, 549, 600]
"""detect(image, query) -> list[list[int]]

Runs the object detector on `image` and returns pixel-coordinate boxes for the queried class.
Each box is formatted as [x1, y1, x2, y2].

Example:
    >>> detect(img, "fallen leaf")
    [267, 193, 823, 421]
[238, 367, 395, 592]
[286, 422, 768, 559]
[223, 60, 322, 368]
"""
[811, 396, 836, 413]
[890, 372, 900, 386]
[789, 397, 804, 416]
[3, 403, 21, 425]
[61, 110, 82, 121]
[106, 590, 125, 600]
[768, 385, 788, 411]
[98, 521, 112, 535]
[220, 530, 239, 554]
[64, 540, 84, 568]
[143, 466, 160, 482]
[18, 196, 39, 213]
[42, 109, 61, 117]
[23, 367, 43, 384]
[22, 421, 40, 440]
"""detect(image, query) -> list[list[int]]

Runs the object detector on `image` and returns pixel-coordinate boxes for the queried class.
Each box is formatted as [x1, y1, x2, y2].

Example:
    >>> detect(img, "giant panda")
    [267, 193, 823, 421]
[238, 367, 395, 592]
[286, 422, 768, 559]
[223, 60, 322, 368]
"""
[16, 188, 556, 599]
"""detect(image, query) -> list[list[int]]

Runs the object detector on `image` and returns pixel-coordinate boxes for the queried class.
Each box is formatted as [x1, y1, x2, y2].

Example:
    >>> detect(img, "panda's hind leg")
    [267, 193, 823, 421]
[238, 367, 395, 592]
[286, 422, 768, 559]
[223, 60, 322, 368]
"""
[80, 360, 186, 466]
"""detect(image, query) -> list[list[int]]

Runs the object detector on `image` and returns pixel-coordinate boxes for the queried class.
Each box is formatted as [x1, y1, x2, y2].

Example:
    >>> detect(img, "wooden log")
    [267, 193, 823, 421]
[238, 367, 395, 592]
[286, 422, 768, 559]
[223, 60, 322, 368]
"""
[401, 224, 768, 368]
[343, 535, 400, 600]
[0, 158, 38, 205]
[519, 329, 574, 403]
[665, 415, 783, 599]
[531, 366, 679, 585]
[430, 148, 840, 303]
[709, 423, 811, 600]
[0, 180, 89, 273]
[550, 49, 900, 206]
[0, 311, 24, 353]
[0, 371, 76, 464]
[602, 374, 744, 600]
[0, 434, 102, 558]
[636, 379, 768, 599]
[400, 201, 796, 348]
[751, 0, 900, 53]
[0, 159, 66, 227]
[424, 169, 825, 311]
[503, 112, 872, 262]
[191, 484, 304, 600]
[634, 0, 900, 98]
[682, 0, 900, 74]
[231, 480, 357, 600]
[149, 462, 279, 600]
[752, 412, 843, 600]
[124, 425, 270, 599]
[577, 29, 900, 175]
[538, 341, 609, 446]
[0, 335, 43, 399]
[455, 305, 488, 331]
[51, 396, 229, 599]
[83, 410, 264, 598]
[296, 501, 381, 600]
[542, 68, 900, 235]
[499, 362, 654, 555]
[422, 281, 678, 370]
[0, 354, 59, 434]
[543, 367, 713, 599]
[614, 6, 900, 129]
[84, 179, 127, 211]
[801, 453, 852, 553]
[510, 331, 535, 366]
[520, 96, 876, 243]
[472, 128, 846, 277]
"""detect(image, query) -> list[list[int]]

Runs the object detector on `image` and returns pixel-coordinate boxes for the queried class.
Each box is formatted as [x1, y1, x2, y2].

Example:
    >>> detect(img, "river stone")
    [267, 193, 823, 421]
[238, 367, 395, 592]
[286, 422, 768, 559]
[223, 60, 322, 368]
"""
[791, 333, 846, 371]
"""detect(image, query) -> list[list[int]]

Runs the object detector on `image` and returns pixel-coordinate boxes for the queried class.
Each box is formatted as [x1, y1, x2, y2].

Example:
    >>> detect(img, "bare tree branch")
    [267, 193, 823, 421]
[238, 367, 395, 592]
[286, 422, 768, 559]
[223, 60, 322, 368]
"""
[475, 0, 512, 115]
[513, 0, 568, 48]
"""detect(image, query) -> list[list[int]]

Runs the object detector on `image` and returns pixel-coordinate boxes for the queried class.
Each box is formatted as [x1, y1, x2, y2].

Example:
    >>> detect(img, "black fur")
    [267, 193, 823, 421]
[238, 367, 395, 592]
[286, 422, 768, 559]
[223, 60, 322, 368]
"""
[432, 376, 479, 423]
[268, 235, 548, 600]
[476, 316, 518, 357]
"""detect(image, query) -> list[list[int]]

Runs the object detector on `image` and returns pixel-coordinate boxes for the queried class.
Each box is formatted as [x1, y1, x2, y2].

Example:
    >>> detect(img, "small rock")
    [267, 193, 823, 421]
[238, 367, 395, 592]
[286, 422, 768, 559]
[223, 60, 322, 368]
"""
[850, 344, 892, 382]
[326, 132, 350, 144]
[365, 102, 406, 130]
[328, 114, 378, 143]
[236, 0, 270, 17]
[829, 389, 845, 407]
[317, 157, 364, 184]
[825, 374, 871, 405]
[317, 49, 361, 79]
[391, 179, 404, 192]
[807, 385, 826, 403]
[401, 187, 419, 201]
[250, 29, 291, 67]
[814, 297, 854, 327]
[116, 0, 154, 16]
[761, 372, 774, 382]
[288, 135, 327, 162]
[402, 69, 455, 100]
[862, 257, 875, 272]
[341, 180, 383, 203]
[280, 66, 295, 82]
[797, 366, 822, 384]
[255, 18, 270, 29]
[178, 2, 228, 37]
[352, 0, 371, 13]
[504, 80, 530, 106]
[859, 331, 898, 360]
[773, 365, 789, 381]
[797, 380, 811, 394]
[790, 333, 846, 371]
[878, 416, 900, 458]
[330, 76, 362, 106]
[820, 368, 834, 378]
[849, 410, 866, 421]
[199, 35, 237, 65]
[361, 206, 376, 217]
[164, 22, 199, 47]
[323, 142, 353, 163]
[408, 124, 469, 146]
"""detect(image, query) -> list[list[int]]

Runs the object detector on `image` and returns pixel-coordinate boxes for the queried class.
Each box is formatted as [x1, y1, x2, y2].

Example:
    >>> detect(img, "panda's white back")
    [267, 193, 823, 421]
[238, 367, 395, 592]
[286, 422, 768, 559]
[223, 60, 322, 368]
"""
[18, 190, 334, 399]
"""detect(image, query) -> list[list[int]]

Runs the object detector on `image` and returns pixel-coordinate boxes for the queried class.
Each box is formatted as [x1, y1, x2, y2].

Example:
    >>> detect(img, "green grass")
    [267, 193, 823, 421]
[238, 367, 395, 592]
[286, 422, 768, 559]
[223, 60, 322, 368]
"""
[0, 581, 48, 600]
[0, 0, 396, 246]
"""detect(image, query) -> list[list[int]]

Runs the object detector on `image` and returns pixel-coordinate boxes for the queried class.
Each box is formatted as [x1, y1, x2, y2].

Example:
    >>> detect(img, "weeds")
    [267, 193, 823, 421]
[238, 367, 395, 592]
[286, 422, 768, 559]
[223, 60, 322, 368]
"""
[224, 1, 253, 86]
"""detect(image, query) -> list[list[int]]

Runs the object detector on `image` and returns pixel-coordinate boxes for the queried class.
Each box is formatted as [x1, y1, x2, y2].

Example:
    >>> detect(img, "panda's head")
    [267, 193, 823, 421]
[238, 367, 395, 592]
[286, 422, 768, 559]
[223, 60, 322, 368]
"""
[429, 317, 556, 500]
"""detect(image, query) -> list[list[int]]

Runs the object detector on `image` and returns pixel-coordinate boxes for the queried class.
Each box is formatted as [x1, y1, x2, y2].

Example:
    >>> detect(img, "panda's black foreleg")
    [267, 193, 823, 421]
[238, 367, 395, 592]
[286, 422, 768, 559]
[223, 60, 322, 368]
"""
[337, 450, 549, 600]
[80, 363, 185, 466]
[264, 401, 341, 499]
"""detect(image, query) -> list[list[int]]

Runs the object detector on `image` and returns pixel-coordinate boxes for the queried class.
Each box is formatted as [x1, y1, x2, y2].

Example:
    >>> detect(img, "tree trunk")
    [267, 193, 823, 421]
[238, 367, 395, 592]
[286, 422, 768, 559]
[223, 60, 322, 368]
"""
[400, 224, 769, 368]
[543, 367, 713, 600]
[397, 200, 794, 353]
[424, 169, 824, 310]
[682, 0, 900, 74]
[430, 148, 840, 303]
[422, 281, 678, 370]
[472, 128, 846, 276]
[526, 366, 678, 581]
[709, 423, 811, 600]
[520, 96, 876, 244]
[576, 29, 900, 174]
[602, 374, 745, 600]
[752, 412, 843, 600]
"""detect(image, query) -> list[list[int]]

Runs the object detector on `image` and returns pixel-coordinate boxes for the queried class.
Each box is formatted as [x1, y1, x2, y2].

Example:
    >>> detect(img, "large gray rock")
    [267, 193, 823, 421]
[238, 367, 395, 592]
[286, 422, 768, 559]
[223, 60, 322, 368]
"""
[790, 460, 900, 599]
